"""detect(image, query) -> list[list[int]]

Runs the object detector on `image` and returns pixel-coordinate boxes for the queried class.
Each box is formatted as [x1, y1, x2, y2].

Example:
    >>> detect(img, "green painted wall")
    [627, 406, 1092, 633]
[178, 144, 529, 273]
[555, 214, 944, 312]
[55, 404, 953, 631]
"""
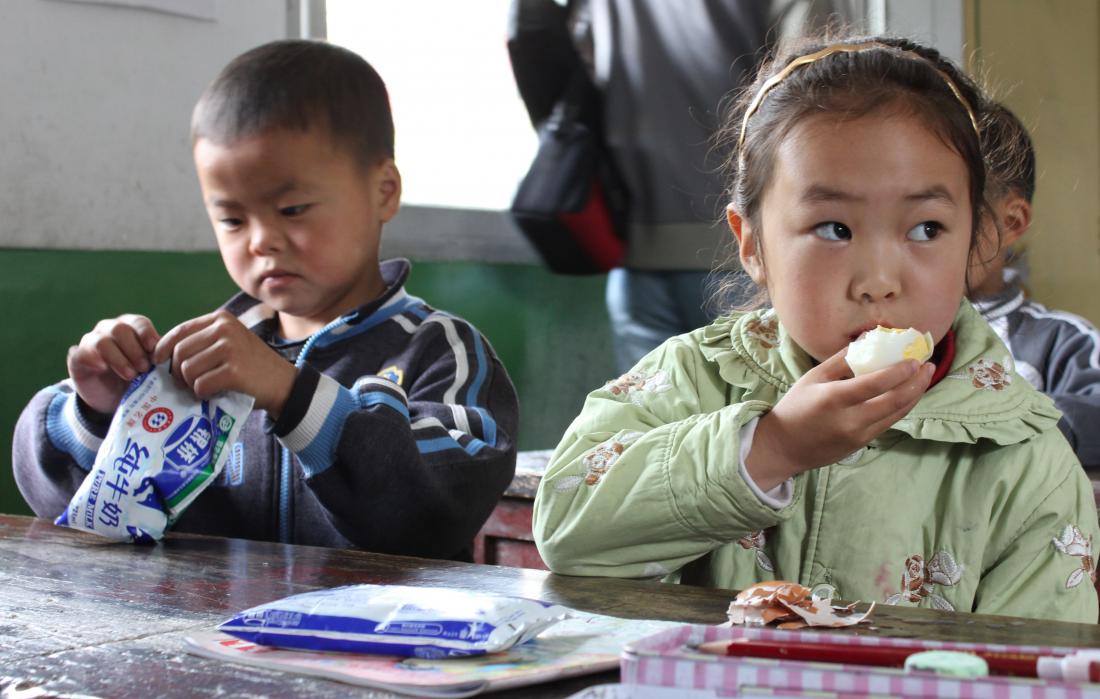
[0, 249, 615, 515]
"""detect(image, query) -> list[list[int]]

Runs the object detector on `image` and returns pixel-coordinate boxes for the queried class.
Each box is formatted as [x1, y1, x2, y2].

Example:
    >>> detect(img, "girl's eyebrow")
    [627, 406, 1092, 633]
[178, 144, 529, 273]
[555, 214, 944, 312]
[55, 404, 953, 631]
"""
[799, 184, 957, 205]
[800, 185, 863, 203]
[905, 185, 956, 205]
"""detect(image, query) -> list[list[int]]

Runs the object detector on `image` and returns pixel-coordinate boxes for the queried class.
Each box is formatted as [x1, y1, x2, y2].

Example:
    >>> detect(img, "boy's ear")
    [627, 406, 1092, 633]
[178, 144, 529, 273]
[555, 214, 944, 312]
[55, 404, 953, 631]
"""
[727, 205, 765, 285]
[375, 159, 402, 223]
[999, 193, 1032, 248]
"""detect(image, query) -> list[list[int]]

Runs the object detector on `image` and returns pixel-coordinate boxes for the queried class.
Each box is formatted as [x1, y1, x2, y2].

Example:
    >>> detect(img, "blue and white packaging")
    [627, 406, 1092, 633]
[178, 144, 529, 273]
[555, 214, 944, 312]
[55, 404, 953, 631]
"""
[56, 363, 253, 543]
[219, 585, 571, 658]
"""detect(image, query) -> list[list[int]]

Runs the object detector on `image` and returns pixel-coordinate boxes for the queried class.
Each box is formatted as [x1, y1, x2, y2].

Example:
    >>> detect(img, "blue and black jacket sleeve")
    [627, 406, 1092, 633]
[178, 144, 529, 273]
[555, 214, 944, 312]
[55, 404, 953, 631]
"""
[271, 312, 518, 557]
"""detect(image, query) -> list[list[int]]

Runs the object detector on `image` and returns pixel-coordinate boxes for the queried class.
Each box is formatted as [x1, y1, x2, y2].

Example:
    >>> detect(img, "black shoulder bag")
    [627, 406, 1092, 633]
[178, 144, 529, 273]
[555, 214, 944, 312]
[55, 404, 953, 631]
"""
[509, 69, 629, 274]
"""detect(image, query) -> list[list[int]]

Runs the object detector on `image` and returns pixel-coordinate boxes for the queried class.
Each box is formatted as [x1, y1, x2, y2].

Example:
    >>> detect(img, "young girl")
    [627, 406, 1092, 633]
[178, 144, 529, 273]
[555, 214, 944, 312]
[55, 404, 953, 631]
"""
[533, 36, 1099, 622]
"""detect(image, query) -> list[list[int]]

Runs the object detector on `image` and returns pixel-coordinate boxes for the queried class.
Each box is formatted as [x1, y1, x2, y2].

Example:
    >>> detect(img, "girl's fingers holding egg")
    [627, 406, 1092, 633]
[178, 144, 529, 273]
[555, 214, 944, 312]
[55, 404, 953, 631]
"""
[859, 362, 935, 431]
[835, 359, 921, 404]
[807, 346, 856, 382]
[903, 361, 936, 397]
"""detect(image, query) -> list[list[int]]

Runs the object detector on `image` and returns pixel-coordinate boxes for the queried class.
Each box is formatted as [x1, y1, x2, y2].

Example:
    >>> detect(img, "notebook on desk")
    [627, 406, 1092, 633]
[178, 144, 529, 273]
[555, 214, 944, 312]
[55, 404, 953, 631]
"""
[185, 610, 681, 697]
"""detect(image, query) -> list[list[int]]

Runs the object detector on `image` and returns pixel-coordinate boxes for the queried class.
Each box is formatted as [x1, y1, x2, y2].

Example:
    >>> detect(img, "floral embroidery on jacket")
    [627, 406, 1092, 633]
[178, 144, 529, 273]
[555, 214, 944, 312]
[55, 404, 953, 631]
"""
[603, 370, 672, 405]
[744, 316, 780, 349]
[1053, 525, 1096, 590]
[581, 431, 644, 486]
[737, 529, 775, 572]
[947, 356, 1012, 391]
[552, 475, 585, 492]
[884, 551, 963, 611]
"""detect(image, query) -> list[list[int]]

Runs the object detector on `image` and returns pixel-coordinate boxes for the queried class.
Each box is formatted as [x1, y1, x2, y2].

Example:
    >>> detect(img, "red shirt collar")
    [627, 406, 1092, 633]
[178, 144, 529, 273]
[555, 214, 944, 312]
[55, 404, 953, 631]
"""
[927, 329, 956, 390]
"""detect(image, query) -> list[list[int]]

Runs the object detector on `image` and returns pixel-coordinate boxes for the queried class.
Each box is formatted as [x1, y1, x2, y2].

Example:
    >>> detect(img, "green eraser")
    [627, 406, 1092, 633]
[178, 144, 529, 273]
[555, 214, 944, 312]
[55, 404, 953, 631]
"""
[904, 650, 989, 678]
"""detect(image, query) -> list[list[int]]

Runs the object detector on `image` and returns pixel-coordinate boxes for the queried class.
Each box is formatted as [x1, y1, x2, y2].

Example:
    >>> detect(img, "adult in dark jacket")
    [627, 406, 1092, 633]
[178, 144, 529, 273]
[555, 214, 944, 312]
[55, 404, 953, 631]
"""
[510, 0, 767, 372]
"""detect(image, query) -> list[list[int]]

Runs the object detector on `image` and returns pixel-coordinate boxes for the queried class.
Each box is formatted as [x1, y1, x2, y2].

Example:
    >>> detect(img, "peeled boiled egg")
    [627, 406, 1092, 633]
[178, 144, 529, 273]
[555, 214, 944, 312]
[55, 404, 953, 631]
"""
[845, 326, 934, 376]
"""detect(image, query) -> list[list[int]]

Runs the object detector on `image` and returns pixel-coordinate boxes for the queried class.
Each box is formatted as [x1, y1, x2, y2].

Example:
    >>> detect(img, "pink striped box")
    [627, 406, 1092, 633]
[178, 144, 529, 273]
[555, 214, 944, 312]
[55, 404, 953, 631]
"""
[621, 625, 1100, 698]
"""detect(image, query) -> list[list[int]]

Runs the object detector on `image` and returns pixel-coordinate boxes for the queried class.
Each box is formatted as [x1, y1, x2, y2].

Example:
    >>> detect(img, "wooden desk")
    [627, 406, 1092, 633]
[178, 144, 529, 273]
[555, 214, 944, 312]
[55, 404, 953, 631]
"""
[3, 513, 1099, 698]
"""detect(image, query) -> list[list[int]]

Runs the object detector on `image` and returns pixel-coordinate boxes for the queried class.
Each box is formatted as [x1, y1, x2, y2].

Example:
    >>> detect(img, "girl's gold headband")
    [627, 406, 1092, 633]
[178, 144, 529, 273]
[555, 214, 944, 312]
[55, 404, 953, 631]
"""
[737, 41, 981, 156]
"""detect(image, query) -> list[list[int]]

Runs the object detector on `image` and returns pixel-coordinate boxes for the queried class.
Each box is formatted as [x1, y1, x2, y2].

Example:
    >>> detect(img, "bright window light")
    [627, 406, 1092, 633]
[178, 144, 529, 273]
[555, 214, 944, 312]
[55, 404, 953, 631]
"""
[327, 1, 538, 210]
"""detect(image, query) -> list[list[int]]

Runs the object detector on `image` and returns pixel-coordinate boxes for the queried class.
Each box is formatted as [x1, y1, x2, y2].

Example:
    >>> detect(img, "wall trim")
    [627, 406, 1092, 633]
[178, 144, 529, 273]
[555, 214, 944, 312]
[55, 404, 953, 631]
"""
[382, 206, 539, 265]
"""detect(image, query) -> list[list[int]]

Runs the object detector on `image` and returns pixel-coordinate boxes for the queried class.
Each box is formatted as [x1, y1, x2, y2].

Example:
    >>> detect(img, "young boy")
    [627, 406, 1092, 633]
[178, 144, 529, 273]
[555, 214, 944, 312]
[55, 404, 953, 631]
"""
[12, 40, 519, 559]
[969, 101, 1100, 471]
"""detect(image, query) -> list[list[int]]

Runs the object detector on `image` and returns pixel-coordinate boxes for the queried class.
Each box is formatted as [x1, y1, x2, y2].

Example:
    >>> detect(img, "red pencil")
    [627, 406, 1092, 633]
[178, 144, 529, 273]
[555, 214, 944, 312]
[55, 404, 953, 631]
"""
[693, 637, 1052, 678]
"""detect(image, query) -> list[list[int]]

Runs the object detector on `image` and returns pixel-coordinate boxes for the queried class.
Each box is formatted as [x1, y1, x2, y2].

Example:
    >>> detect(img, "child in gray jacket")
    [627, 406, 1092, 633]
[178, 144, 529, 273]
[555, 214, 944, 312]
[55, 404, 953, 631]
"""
[13, 40, 518, 556]
[970, 102, 1100, 470]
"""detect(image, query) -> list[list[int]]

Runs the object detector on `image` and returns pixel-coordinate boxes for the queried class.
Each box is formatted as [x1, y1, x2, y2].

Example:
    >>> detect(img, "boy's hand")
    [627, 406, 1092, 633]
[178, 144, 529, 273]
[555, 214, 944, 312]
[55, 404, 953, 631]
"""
[746, 348, 935, 491]
[67, 314, 160, 415]
[153, 311, 297, 418]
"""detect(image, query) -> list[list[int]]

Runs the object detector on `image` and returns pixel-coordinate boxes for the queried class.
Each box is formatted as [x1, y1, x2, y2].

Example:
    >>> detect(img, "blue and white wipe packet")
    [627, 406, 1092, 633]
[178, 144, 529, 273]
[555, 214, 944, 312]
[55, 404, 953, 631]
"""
[219, 584, 570, 658]
[56, 363, 253, 543]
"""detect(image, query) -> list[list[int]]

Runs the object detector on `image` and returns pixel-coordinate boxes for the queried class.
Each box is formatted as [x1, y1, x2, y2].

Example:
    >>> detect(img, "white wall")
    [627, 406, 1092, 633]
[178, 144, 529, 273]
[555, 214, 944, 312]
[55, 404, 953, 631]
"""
[0, 0, 287, 251]
[0, 0, 966, 262]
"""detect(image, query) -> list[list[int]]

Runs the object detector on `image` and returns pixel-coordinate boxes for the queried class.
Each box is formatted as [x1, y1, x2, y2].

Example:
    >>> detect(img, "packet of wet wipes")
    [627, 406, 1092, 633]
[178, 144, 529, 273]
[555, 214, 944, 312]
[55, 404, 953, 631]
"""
[219, 584, 570, 658]
[56, 363, 253, 543]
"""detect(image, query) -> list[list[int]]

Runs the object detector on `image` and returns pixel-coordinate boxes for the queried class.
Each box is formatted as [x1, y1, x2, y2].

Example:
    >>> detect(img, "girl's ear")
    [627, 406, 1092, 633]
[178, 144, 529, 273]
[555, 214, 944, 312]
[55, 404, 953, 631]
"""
[727, 205, 766, 285]
[375, 159, 402, 223]
[999, 193, 1032, 248]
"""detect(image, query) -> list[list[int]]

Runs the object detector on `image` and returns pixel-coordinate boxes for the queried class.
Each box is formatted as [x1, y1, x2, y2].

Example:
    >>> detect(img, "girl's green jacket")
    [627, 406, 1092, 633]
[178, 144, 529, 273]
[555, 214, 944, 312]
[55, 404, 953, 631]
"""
[534, 302, 1099, 622]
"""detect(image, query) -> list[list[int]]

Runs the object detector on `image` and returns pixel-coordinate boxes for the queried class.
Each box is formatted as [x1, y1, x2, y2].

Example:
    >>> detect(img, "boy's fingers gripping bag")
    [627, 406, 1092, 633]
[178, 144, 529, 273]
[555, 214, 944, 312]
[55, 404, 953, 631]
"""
[56, 364, 253, 543]
[218, 584, 570, 658]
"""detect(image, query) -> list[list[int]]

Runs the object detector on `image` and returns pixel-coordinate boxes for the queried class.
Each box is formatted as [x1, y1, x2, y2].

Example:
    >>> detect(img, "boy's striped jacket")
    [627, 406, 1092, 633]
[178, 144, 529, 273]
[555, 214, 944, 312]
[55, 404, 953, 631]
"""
[13, 259, 518, 559]
[974, 274, 1100, 471]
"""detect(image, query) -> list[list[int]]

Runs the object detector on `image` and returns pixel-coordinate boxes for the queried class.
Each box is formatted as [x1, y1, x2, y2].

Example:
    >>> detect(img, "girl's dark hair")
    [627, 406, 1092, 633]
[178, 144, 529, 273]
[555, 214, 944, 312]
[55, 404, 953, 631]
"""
[191, 40, 394, 169]
[712, 36, 989, 312]
[981, 101, 1035, 202]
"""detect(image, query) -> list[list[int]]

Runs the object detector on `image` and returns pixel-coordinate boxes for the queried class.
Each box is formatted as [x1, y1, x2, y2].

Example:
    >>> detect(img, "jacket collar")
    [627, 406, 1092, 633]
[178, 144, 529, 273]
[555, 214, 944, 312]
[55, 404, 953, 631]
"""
[699, 300, 1061, 446]
[224, 258, 413, 340]
[971, 267, 1027, 321]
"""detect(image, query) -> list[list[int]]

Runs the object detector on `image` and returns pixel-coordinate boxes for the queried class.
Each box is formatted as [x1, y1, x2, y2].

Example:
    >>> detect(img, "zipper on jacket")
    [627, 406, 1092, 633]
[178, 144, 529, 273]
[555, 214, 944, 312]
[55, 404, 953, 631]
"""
[800, 466, 832, 587]
[276, 314, 351, 543]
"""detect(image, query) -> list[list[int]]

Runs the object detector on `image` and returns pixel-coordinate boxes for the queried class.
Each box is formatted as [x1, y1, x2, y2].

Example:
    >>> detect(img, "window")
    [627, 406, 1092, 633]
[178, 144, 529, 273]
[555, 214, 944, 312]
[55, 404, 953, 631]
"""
[327, 1, 538, 211]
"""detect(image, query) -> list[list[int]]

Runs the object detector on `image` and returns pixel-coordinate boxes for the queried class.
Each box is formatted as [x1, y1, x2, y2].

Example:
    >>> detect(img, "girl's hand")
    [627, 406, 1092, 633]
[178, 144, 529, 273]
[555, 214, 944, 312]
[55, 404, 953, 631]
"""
[67, 314, 160, 415]
[746, 348, 935, 491]
[153, 310, 297, 418]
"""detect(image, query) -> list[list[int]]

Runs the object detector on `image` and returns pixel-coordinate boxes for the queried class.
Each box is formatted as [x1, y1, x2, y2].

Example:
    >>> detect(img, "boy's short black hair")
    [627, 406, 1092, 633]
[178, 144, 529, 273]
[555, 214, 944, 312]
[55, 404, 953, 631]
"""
[192, 39, 394, 168]
[981, 102, 1035, 203]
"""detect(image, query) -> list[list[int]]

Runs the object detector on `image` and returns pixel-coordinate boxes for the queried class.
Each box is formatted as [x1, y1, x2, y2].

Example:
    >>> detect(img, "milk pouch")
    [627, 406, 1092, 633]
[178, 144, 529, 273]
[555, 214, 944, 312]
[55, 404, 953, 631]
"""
[56, 363, 253, 543]
[219, 584, 570, 658]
